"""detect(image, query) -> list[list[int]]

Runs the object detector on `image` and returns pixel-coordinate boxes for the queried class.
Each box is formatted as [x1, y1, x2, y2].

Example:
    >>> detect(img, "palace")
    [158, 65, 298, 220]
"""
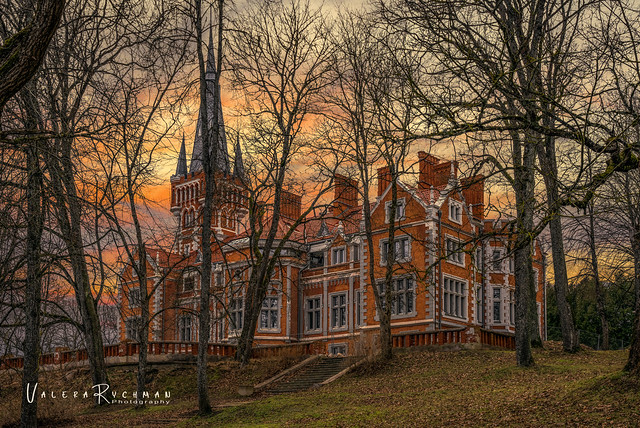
[117, 43, 546, 356]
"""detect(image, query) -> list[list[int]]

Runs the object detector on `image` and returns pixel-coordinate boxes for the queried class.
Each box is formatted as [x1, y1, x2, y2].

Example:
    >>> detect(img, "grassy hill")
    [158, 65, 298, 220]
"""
[1, 345, 639, 427]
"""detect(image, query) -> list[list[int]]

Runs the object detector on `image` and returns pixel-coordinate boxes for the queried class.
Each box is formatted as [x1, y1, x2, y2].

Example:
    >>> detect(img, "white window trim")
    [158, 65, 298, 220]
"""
[329, 291, 348, 332]
[384, 197, 406, 224]
[491, 248, 503, 272]
[304, 296, 322, 333]
[228, 295, 244, 333]
[379, 235, 412, 266]
[492, 286, 504, 325]
[442, 275, 468, 321]
[331, 245, 347, 265]
[375, 275, 417, 320]
[257, 295, 281, 333]
[444, 235, 465, 267]
[448, 199, 463, 224]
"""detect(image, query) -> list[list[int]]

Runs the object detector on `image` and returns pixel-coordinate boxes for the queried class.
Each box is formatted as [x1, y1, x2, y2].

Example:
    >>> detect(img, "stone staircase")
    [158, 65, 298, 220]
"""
[266, 356, 354, 394]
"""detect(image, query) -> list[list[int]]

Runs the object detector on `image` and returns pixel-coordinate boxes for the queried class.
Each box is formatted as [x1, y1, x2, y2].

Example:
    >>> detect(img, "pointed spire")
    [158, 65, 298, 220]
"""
[190, 25, 229, 174]
[233, 136, 245, 179]
[175, 134, 187, 176]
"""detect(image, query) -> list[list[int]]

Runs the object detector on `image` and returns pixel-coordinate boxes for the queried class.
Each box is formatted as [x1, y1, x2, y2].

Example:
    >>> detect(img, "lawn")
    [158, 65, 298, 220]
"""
[1, 345, 638, 427]
[194, 345, 639, 427]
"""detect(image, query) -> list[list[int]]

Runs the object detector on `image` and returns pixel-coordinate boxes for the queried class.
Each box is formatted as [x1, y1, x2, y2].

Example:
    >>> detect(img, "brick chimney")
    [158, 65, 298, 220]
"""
[433, 160, 458, 186]
[461, 175, 485, 219]
[333, 174, 358, 217]
[279, 190, 302, 219]
[418, 152, 440, 189]
[377, 166, 391, 196]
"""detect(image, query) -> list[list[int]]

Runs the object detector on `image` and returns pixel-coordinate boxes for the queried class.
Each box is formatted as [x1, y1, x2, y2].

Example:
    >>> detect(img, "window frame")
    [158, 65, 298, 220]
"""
[331, 246, 346, 265]
[125, 316, 142, 342]
[178, 314, 193, 342]
[305, 296, 322, 333]
[128, 287, 141, 308]
[443, 276, 467, 320]
[445, 236, 465, 267]
[380, 235, 412, 266]
[377, 276, 416, 319]
[329, 292, 348, 331]
[493, 287, 502, 323]
[384, 197, 406, 223]
[258, 295, 281, 332]
[449, 199, 463, 224]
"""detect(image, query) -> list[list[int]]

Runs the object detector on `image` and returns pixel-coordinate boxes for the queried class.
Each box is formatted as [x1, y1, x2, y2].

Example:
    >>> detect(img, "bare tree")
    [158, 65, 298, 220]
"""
[0, 0, 65, 114]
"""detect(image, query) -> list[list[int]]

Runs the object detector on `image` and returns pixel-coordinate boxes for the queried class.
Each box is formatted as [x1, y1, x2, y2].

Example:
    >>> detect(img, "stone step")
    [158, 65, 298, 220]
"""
[266, 357, 354, 394]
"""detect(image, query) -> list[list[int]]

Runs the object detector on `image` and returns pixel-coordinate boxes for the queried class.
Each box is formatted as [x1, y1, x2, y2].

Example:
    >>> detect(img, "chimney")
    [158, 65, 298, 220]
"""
[432, 160, 458, 186]
[377, 166, 391, 196]
[461, 175, 485, 219]
[333, 174, 358, 217]
[279, 190, 302, 220]
[418, 152, 439, 189]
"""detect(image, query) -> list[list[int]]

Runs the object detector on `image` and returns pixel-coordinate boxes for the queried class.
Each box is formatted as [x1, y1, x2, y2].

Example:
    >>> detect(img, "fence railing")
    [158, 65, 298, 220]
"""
[479, 329, 515, 350]
[0, 340, 318, 370]
[392, 328, 466, 349]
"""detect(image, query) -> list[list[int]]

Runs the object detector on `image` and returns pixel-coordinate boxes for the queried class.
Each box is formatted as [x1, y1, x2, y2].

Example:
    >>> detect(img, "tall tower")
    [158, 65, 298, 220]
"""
[170, 34, 246, 255]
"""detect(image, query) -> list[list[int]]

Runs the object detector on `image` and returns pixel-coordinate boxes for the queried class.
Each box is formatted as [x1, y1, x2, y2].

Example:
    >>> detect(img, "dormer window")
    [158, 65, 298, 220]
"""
[449, 200, 462, 224]
[310, 251, 325, 268]
[332, 247, 345, 265]
[385, 198, 406, 223]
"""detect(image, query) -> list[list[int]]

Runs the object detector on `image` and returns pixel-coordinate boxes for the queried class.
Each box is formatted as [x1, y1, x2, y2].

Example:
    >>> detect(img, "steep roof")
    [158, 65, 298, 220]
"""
[189, 30, 230, 174]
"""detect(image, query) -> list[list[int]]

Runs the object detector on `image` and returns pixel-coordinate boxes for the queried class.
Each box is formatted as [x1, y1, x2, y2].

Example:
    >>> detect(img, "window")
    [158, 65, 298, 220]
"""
[129, 287, 141, 308]
[509, 290, 515, 325]
[352, 244, 360, 262]
[306, 297, 321, 331]
[449, 200, 462, 223]
[178, 315, 192, 341]
[508, 257, 514, 273]
[381, 236, 411, 264]
[230, 297, 244, 331]
[214, 271, 224, 287]
[330, 293, 347, 330]
[443, 277, 467, 319]
[355, 290, 362, 326]
[492, 249, 502, 271]
[385, 198, 406, 223]
[183, 275, 195, 292]
[332, 247, 346, 265]
[310, 251, 325, 268]
[493, 288, 502, 323]
[533, 268, 539, 292]
[259, 296, 279, 330]
[378, 277, 415, 316]
[125, 316, 142, 341]
[475, 248, 483, 269]
[446, 238, 464, 265]
[183, 243, 190, 256]
[329, 344, 347, 356]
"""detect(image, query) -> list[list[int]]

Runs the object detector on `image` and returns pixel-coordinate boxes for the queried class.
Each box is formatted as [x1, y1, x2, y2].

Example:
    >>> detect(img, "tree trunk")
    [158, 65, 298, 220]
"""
[625, 172, 640, 374]
[625, 229, 640, 374]
[44, 136, 108, 400]
[536, 139, 579, 352]
[20, 109, 43, 427]
[512, 132, 536, 367]
[588, 203, 609, 350]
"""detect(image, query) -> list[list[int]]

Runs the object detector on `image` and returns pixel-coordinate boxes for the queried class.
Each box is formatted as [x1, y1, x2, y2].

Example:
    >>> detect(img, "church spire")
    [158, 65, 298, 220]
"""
[189, 25, 229, 174]
[233, 137, 245, 179]
[175, 134, 187, 176]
